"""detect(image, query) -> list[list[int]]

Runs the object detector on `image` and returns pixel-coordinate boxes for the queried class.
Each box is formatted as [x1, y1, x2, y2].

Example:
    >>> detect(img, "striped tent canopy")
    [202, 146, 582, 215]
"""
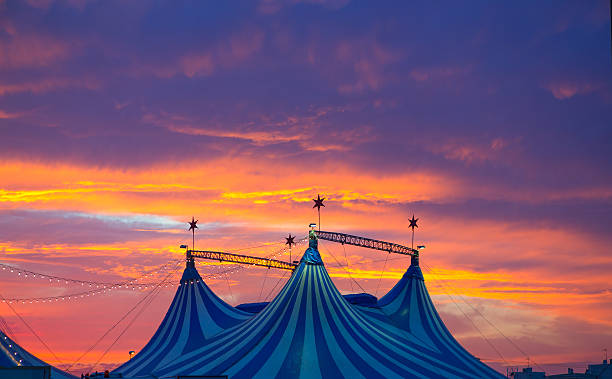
[113, 258, 251, 377]
[0, 328, 75, 379]
[372, 255, 503, 377]
[125, 237, 503, 378]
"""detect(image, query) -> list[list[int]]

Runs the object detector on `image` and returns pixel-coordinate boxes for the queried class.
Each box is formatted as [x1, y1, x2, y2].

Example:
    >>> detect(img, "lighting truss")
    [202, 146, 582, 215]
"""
[315, 230, 418, 256]
[187, 250, 298, 271]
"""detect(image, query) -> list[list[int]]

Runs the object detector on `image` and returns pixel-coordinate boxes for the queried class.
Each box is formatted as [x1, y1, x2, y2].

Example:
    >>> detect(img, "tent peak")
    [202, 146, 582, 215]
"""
[180, 256, 202, 283]
[301, 228, 323, 265]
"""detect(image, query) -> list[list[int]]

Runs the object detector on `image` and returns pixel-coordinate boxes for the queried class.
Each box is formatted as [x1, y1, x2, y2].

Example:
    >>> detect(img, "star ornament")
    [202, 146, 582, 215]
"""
[285, 234, 296, 248]
[312, 194, 325, 210]
[188, 217, 198, 231]
[408, 214, 419, 230]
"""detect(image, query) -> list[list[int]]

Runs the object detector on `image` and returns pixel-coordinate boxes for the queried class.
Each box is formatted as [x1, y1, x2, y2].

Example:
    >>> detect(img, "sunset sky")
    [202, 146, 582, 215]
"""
[1, 0, 611, 375]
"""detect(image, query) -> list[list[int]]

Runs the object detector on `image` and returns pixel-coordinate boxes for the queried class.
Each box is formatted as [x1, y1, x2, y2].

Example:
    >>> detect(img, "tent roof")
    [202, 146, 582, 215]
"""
[141, 239, 502, 378]
[0, 330, 76, 379]
[113, 258, 251, 377]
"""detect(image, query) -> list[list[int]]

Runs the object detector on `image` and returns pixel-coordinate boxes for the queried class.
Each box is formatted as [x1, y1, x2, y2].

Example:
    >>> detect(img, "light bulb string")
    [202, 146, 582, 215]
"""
[1, 238, 307, 303]
[0, 259, 180, 287]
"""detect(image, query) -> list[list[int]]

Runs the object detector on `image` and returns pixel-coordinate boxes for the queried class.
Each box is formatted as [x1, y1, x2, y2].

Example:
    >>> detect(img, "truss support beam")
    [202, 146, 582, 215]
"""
[187, 250, 297, 271]
[315, 230, 418, 257]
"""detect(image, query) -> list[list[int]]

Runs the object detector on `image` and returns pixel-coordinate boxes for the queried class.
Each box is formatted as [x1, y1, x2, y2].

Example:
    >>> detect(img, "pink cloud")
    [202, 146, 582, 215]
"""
[139, 28, 265, 79]
[228, 29, 265, 61]
[0, 109, 24, 119]
[426, 137, 518, 165]
[0, 32, 72, 69]
[24, 0, 54, 9]
[180, 53, 215, 78]
[410, 65, 472, 82]
[257, 0, 350, 14]
[334, 39, 401, 94]
[544, 80, 600, 100]
[142, 106, 373, 152]
[0, 76, 101, 95]
[24, 0, 94, 10]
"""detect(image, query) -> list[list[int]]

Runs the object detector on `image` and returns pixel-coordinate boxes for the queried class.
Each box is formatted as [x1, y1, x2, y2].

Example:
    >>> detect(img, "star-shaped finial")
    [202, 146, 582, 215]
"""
[188, 216, 198, 231]
[312, 194, 325, 210]
[285, 234, 295, 248]
[408, 214, 419, 230]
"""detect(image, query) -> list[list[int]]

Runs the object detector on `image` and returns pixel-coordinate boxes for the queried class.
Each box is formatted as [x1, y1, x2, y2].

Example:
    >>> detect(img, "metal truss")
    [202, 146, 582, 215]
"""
[315, 230, 418, 256]
[187, 230, 415, 272]
[187, 250, 297, 271]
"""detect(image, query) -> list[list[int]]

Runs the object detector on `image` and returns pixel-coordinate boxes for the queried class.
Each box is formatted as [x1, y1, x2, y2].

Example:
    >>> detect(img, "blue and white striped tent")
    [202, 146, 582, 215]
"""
[113, 258, 251, 377]
[113, 238, 503, 378]
[0, 328, 75, 379]
[370, 255, 502, 377]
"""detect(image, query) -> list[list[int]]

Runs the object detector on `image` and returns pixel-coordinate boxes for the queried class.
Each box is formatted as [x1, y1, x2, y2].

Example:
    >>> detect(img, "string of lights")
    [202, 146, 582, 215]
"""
[0, 237, 307, 304]
[0, 263, 255, 304]
[0, 260, 181, 287]
[1, 262, 250, 303]
[0, 281, 180, 303]
[0, 259, 186, 303]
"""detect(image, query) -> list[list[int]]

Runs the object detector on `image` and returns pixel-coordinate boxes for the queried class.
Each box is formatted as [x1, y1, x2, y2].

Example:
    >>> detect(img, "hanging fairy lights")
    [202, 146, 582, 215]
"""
[0, 237, 307, 304]
[0, 267, 184, 367]
[0, 259, 182, 289]
[2, 285, 144, 304]
[1, 261, 185, 304]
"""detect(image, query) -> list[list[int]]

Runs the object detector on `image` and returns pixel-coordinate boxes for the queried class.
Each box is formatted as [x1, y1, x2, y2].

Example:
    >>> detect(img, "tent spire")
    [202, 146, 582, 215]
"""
[285, 234, 295, 264]
[312, 194, 325, 231]
[188, 216, 198, 250]
[408, 214, 418, 250]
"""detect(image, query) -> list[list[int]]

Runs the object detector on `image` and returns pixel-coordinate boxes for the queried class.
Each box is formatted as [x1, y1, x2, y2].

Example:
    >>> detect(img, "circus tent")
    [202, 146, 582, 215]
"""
[113, 258, 251, 377]
[371, 255, 502, 378]
[111, 237, 503, 378]
[0, 236, 503, 378]
[0, 328, 75, 379]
